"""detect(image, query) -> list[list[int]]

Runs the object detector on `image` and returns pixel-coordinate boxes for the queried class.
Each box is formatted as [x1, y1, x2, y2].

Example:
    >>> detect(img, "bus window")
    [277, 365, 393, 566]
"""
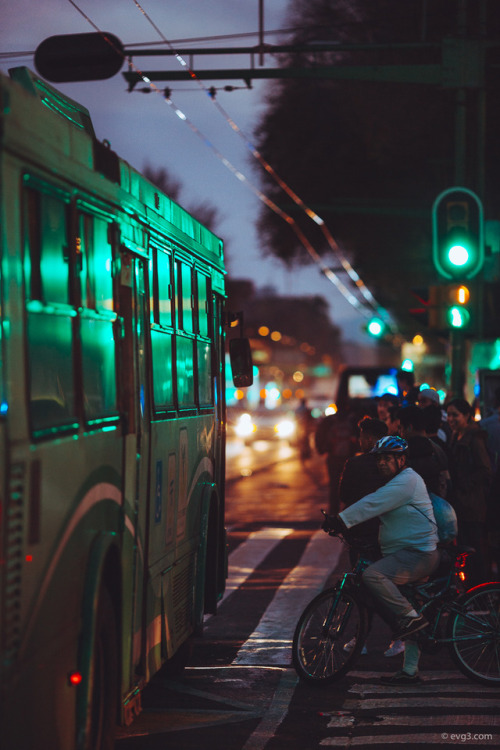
[151, 329, 174, 409]
[24, 186, 77, 432]
[25, 188, 69, 304]
[79, 213, 114, 311]
[197, 272, 209, 337]
[176, 261, 193, 333]
[27, 312, 76, 430]
[176, 336, 195, 407]
[80, 316, 118, 419]
[157, 249, 172, 327]
[197, 340, 212, 405]
[150, 246, 175, 412]
[78, 212, 118, 421]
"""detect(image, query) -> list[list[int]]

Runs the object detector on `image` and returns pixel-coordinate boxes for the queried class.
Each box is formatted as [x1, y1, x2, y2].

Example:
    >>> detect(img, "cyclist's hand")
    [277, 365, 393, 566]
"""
[321, 513, 345, 536]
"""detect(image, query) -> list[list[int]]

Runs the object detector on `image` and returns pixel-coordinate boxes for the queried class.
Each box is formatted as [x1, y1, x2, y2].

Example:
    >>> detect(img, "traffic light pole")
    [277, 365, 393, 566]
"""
[449, 0, 468, 399]
[449, 329, 466, 397]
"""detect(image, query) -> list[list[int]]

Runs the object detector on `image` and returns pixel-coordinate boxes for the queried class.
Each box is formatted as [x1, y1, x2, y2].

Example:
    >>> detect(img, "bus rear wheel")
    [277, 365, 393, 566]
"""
[88, 586, 118, 750]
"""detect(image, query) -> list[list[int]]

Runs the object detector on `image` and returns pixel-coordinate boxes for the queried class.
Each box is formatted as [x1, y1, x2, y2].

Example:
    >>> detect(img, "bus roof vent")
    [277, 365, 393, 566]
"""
[8, 67, 96, 138]
[93, 139, 121, 185]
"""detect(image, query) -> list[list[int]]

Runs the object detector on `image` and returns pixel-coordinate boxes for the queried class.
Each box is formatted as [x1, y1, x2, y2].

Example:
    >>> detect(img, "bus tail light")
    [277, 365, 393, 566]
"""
[68, 671, 83, 687]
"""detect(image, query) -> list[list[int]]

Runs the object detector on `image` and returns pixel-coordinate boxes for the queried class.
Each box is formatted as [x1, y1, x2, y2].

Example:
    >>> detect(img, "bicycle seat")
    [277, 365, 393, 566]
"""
[454, 545, 476, 556]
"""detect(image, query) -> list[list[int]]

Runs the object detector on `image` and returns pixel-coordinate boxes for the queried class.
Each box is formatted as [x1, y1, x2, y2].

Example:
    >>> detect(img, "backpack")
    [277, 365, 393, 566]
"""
[428, 492, 458, 543]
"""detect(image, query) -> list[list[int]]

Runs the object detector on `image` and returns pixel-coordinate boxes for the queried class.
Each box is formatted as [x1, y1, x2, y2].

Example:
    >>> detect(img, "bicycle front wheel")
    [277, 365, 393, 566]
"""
[292, 586, 368, 684]
[447, 582, 500, 685]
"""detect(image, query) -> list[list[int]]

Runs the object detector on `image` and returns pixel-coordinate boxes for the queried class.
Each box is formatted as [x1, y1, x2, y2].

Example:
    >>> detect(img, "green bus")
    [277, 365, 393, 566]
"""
[0, 67, 249, 749]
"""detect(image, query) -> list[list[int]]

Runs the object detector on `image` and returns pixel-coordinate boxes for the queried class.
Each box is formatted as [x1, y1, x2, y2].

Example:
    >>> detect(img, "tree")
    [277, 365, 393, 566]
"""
[252, 0, 500, 331]
[143, 163, 222, 234]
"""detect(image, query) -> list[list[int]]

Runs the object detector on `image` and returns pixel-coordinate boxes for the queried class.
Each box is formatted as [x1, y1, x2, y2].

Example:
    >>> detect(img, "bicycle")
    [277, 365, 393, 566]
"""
[292, 516, 500, 686]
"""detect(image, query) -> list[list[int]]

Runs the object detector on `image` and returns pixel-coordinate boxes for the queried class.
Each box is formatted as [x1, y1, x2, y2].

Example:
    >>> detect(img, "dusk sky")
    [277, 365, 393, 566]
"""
[1, 0, 371, 343]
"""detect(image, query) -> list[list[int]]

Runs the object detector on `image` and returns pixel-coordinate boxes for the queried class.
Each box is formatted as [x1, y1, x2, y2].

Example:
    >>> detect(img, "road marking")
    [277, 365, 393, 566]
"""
[115, 707, 263, 738]
[233, 531, 342, 665]
[327, 714, 499, 728]
[349, 669, 499, 681]
[349, 682, 500, 695]
[321, 733, 498, 746]
[241, 669, 298, 750]
[205, 527, 293, 621]
[343, 697, 500, 709]
[224, 527, 295, 600]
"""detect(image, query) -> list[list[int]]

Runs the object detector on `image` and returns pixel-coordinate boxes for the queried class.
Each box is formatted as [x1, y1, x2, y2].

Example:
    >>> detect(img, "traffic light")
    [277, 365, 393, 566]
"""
[446, 284, 471, 329]
[366, 317, 385, 337]
[428, 284, 475, 332]
[432, 187, 484, 280]
[35, 33, 124, 82]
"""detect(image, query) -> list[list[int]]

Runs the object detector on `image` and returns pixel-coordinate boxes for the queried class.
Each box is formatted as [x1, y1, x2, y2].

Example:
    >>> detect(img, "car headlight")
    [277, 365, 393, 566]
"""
[274, 419, 296, 438]
[235, 413, 257, 438]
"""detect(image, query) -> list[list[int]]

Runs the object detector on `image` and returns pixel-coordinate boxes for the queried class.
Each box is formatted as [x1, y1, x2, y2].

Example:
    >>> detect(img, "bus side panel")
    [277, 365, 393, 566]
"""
[145, 413, 216, 674]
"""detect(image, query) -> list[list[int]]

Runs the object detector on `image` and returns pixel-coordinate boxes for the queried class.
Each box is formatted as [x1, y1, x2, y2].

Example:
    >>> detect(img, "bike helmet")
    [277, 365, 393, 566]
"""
[370, 435, 408, 454]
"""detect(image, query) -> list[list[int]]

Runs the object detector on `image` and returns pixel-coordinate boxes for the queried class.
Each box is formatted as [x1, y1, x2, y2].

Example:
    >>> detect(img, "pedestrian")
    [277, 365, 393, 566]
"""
[384, 405, 401, 436]
[446, 398, 493, 585]
[295, 398, 313, 460]
[397, 369, 419, 406]
[399, 405, 450, 499]
[376, 393, 400, 423]
[481, 387, 500, 577]
[314, 407, 358, 515]
[421, 403, 447, 451]
[480, 387, 500, 469]
[323, 436, 440, 684]
[417, 388, 450, 445]
[339, 417, 389, 556]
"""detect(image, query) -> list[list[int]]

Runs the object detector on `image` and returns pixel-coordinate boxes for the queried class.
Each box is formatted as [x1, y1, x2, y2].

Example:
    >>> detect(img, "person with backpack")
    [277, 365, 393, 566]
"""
[323, 436, 440, 684]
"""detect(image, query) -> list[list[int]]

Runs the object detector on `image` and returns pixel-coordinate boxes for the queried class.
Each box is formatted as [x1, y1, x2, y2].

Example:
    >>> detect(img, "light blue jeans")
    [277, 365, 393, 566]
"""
[362, 547, 440, 620]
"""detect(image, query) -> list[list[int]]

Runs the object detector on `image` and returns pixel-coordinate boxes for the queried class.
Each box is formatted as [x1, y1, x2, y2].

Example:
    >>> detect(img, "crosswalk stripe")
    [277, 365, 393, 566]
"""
[349, 683, 500, 695]
[327, 714, 499, 728]
[320, 732, 496, 746]
[205, 527, 294, 621]
[349, 670, 498, 682]
[223, 527, 294, 602]
[343, 697, 500, 709]
[233, 531, 342, 665]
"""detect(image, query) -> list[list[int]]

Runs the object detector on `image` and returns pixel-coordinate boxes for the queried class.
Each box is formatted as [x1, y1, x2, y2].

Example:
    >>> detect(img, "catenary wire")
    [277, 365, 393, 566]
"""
[63, 0, 390, 325]
[130, 0, 394, 329]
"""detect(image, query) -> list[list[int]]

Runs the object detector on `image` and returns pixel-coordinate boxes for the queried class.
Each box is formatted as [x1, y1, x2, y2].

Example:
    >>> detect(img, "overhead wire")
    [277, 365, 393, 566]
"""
[63, 0, 391, 326]
[130, 1, 394, 328]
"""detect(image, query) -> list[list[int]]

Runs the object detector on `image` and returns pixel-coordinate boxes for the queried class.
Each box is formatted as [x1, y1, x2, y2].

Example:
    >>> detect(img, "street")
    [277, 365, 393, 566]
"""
[115, 440, 500, 749]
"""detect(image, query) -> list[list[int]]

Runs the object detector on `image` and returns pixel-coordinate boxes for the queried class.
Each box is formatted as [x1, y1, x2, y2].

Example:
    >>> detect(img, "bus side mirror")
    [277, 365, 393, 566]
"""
[229, 338, 253, 388]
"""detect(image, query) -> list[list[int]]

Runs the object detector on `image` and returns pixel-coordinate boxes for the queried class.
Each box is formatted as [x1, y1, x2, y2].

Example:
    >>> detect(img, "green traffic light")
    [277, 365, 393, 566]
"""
[447, 244, 470, 267]
[447, 305, 470, 328]
[367, 318, 384, 336]
[432, 188, 484, 280]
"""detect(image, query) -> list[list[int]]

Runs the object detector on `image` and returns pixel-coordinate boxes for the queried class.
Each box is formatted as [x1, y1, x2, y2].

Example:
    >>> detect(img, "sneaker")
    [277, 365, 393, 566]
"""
[393, 614, 428, 640]
[384, 639, 405, 657]
[343, 637, 368, 655]
[381, 669, 421, 685]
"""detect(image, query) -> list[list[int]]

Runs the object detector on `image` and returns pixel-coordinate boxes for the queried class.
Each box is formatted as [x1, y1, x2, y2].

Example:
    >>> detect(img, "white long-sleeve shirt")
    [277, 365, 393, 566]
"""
[339, 467, 438, 555]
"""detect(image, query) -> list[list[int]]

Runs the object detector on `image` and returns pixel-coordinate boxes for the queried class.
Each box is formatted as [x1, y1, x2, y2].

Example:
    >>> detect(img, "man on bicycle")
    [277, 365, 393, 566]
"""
[324, 435, 440, 681]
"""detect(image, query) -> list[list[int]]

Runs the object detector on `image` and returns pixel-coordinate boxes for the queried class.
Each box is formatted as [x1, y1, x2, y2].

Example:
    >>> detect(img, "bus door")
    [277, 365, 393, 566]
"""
[118, 248, 152, 690]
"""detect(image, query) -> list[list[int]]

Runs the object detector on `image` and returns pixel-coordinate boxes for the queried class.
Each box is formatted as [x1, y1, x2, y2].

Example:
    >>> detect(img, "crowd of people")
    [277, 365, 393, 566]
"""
[317, 375, 500, 683]
[317, 378, 499, 584]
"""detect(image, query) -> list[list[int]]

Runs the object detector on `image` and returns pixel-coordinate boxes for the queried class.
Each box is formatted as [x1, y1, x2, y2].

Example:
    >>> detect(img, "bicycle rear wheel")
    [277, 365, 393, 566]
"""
[447, 582, 500, 685]
[292, 586, 368, 684]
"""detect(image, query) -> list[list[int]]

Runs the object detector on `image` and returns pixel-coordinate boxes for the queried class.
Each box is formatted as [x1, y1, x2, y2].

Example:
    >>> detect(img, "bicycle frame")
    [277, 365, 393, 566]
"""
[329, 534, 484, 649]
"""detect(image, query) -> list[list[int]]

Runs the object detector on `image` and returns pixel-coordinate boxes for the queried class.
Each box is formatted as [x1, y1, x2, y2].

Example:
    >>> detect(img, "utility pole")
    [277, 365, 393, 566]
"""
[449, 0, 468, 398]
